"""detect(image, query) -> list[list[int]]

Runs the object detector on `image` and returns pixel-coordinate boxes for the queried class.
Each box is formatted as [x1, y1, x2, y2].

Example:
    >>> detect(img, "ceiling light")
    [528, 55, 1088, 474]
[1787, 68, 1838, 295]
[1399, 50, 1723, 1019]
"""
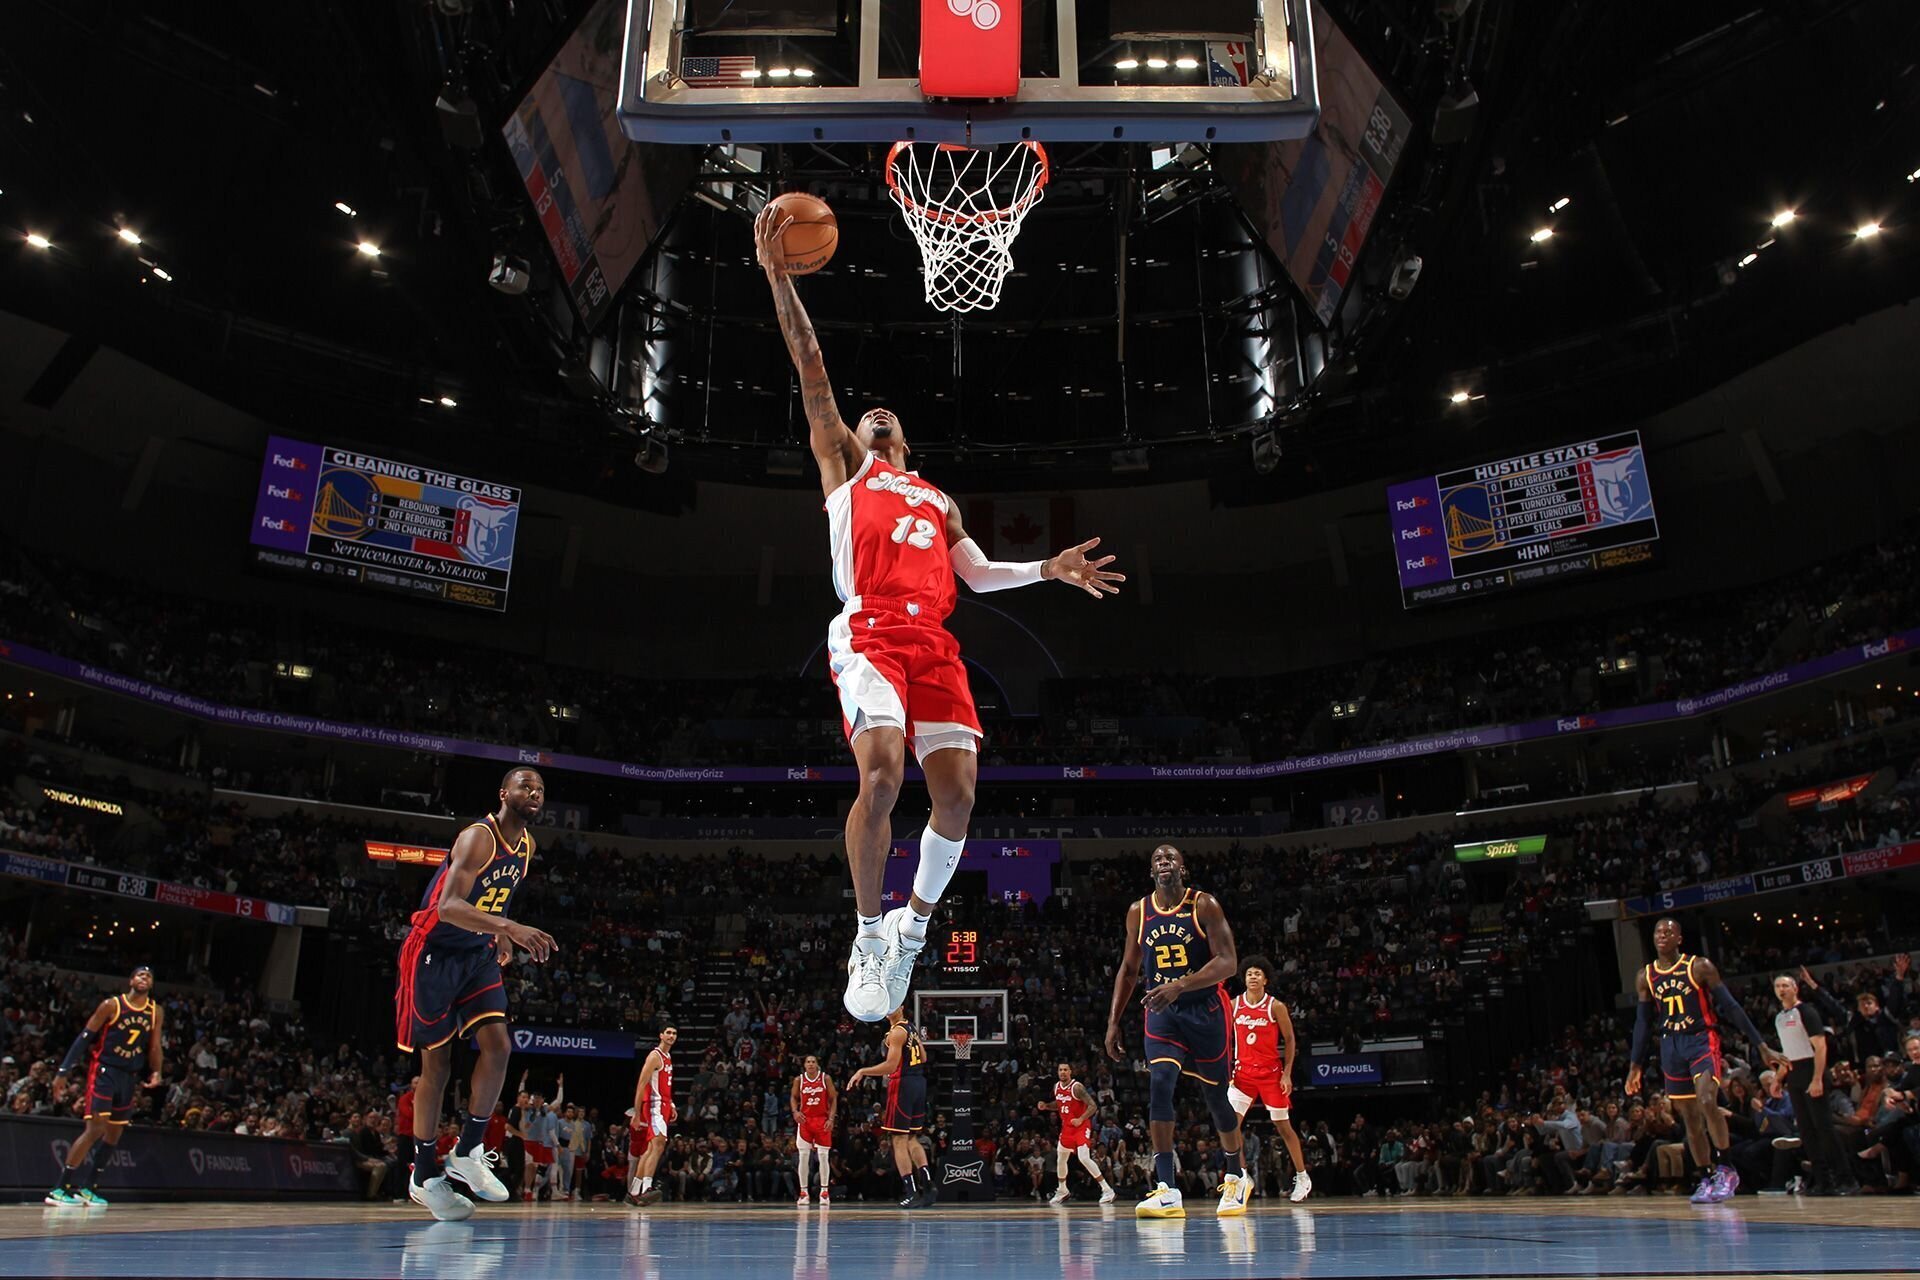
[1549, 196, 1571, 213]
[1175, 56, 1199, 69]
[1738, 252, 1758, 267]
[739, 68, 761, 79]
[1449, 390, 1471, 404]
[1529, 226, 1554, 243]
[116, 227, 141, 245]
[438, 395, 458, 408]
[24, 232, 50, 250]
[1146, 57, 1169, 69]
[767, 66, 791, 78]
[1115, 58, 1139, 69]
[356, 241, 381, 257]
[1770, 209, 1796, 228]
[151, 266, 173, 282]
[1908, 166, 1920, 184]
[1855, 222, 1881, 239]
[334, 201, 358, 217]
[792, 67, 813, 79]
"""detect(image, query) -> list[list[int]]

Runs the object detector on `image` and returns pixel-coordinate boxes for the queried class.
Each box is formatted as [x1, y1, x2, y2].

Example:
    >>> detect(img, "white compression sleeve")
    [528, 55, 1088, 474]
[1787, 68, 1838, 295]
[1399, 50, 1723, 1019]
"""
[949, 537, 1044, 593]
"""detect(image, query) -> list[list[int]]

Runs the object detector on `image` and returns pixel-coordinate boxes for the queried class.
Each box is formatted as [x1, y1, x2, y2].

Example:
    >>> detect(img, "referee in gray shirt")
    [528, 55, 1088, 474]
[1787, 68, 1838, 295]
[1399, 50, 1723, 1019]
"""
[1772, 973, 1853, 1196]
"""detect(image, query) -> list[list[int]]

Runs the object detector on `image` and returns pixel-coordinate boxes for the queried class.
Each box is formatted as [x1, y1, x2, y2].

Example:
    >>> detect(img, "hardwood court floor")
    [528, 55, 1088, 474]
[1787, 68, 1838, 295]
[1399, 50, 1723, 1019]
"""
[0, 1194, 1915, 1279]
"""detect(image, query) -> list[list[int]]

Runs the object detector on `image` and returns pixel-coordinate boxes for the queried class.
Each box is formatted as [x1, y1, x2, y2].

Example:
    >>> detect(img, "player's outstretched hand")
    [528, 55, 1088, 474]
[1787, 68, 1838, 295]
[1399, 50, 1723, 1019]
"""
[1624, 1063, 1643, 1097]
[1104, 1024, 1125, 1064]
[504, 920, 557, 963]
[754, 203, 794, 279]
[1046, 538, 1124, 600]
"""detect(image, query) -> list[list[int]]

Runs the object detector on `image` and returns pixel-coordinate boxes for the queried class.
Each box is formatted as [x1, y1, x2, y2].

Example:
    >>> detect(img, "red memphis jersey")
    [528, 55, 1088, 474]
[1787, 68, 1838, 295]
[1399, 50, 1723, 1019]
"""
[644, 1048, 673, 1114]
[1055, 1080, 1091, 1135]
[797, 1071, 831, 1119]
[825, 454, 958, 622]
[1232, 995, 1285, 1079]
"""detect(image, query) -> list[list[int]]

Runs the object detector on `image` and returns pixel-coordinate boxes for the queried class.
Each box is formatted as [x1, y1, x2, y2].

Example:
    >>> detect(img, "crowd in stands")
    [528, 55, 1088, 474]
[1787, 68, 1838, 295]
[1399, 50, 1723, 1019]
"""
[3, 522, 1915, 771]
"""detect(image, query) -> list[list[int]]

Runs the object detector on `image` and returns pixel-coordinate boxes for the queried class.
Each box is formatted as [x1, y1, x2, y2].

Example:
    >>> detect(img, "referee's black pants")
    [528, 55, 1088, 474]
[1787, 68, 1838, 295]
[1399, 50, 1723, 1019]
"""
[1783, 1059, 1843, 1180]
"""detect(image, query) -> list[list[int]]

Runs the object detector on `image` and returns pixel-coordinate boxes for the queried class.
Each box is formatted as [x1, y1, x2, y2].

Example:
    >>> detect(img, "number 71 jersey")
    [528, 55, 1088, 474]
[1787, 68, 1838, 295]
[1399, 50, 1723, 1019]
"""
[416, 814, 532, 951]
[825, 453, 957, 624]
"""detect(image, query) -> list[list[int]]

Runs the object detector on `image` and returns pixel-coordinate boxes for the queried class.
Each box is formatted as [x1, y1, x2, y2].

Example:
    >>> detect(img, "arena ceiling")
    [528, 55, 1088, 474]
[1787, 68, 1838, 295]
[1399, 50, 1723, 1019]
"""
[1, 0, 1916, 505]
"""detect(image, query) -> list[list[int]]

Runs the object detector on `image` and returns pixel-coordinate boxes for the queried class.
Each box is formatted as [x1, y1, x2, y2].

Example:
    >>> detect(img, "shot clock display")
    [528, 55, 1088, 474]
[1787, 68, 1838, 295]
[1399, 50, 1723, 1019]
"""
[944, 929, 982, 974]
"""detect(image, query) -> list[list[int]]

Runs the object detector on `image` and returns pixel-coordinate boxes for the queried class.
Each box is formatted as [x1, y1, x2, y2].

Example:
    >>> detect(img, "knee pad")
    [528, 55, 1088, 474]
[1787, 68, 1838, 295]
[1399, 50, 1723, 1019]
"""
[1149, 1061, 1180, 1122]
[1201, 1079, 1241, 1137]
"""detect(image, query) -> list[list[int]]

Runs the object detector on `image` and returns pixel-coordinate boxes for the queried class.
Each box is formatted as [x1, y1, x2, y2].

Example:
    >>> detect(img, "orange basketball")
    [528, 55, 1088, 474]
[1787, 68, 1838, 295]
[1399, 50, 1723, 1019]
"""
[768, 191, 838, 275]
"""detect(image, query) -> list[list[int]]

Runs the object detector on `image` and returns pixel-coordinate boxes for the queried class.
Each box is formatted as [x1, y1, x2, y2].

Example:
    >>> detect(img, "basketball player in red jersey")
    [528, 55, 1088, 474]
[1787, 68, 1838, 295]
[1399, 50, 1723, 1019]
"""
[1042, 1061, 1116, 1205]
[1229, 956, 1311, 1202]
[757, 204, 1124, 1022]
[45, 964, 162, 1207]
[394, 768, 556, 1221]
[628, 1026, 678, 1205]
[792, 1053, 838, 1204]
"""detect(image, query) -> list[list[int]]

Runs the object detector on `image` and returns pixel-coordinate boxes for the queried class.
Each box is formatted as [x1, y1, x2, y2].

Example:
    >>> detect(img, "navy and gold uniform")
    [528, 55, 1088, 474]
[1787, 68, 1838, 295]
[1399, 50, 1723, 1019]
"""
[85, 996, 154, 1125]
[880, 1021, 929, 1134]
[394, 815, 531, 1053]
[1139, 888, 1232, 1086]
[1647, 953, 1722, 1099]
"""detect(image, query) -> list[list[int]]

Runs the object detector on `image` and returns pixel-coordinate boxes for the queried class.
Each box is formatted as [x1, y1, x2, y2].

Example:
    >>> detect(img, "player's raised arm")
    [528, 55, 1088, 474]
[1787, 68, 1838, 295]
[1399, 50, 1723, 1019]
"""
[436, 825, 555, 961]
[1106, 900, 1144, 1061]
[755, 203, 861, 493]
[944, 507, 1124, 599]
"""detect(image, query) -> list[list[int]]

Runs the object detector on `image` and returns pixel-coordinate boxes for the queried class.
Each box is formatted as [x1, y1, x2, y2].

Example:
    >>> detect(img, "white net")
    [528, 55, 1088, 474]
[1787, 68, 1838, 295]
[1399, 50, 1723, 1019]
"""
[951, 1032, 975, 1061]
[885, 140, 1050, 313]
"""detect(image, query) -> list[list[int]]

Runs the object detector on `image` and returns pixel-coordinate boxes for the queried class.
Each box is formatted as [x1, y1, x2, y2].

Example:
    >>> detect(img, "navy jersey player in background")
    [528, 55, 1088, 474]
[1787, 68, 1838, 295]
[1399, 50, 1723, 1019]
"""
[1105, 844, 1250, 1219]
[1626, 917, 1786, 1204]
[848, 1006, 938, 1208]
[45, 964, 163, 1207]
[395, 767, 557, 1220]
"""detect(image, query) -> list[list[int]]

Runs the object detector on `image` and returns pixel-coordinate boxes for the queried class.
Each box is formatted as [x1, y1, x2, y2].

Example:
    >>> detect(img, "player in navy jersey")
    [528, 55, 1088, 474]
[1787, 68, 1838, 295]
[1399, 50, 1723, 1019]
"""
[848, 1007, 937, 1208]
[1626, 917, 1785, 1203]
[1105, 844, 1250, 1218]
[45, 964, 163, 1207]
[394, 768, 557, 1220]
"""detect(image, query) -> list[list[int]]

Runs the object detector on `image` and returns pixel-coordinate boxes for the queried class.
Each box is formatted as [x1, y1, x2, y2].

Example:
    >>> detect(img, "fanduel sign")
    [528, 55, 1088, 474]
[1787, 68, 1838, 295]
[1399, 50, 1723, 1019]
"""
[509, 1025, 638, 1059]
[1310, 1053, 1384, 1086]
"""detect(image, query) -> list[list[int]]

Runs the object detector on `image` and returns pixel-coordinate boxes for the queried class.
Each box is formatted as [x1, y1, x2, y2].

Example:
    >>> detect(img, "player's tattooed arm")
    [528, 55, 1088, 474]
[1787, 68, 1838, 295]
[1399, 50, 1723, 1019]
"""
[755, 203, 860, 491]
[1073, 1080, 1098, 1122]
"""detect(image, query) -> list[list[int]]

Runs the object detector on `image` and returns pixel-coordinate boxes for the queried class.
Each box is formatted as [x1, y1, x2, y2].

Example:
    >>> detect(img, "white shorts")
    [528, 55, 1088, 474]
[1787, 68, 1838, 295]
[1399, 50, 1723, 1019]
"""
[1056, 1140, 1089, 1156]
[1227, 1082, 1289, 1121]
[797, 1134, 831, 1153]
[627, 1101, 668, 1138]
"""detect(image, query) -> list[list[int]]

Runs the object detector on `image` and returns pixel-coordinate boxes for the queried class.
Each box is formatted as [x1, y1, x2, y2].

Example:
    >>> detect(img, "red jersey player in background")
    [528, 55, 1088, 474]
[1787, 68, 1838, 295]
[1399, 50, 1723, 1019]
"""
[792, 1053, 838, 1205]
[627, 1026, 677, 1205]
[1042, 1061, 1116, 1205]
[1229, 956, 1312, 1202]
[758, 204, 1124, 1023]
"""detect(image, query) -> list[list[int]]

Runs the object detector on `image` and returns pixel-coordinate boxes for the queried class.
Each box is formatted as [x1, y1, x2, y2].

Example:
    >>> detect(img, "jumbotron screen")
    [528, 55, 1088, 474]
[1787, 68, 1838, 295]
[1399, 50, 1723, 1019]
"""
[1388, 430, 1660, 610]
[248, 435, 521, 612]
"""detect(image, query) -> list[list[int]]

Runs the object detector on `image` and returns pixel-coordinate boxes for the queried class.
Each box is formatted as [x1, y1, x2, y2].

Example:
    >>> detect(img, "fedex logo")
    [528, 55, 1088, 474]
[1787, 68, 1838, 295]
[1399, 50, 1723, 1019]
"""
[259, 517, 296, 533]
[271, 453, 310, 472]
[786, 768, 824, 781]
[1556, 716, 1597, 733]
[1060, 767, 1099, 779]
[266, 484, 304, 502]
[1862, 637, 1909, 660]
[517, 749, 553, 765]
[1399, 526, 1434, 540]
[1404, 556, 1439, 570]
[1395, 496, 1430, 511]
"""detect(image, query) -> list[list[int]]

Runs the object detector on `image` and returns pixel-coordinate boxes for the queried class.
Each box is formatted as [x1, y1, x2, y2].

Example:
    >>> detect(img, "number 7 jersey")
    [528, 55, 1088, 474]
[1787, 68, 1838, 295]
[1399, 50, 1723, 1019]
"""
[825, 453, 957, 623]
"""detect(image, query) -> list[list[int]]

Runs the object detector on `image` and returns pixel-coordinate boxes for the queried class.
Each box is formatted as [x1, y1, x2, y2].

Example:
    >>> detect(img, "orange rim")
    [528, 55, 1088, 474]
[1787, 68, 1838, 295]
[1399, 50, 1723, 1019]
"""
[885, 140, 1051, 228]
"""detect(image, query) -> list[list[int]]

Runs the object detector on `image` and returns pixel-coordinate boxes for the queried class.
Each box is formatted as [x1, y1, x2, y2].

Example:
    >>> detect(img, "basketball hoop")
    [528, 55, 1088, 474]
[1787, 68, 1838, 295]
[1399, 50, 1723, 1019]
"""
[885, 140, 1050, 313]
[951, 1031, 975, 1061]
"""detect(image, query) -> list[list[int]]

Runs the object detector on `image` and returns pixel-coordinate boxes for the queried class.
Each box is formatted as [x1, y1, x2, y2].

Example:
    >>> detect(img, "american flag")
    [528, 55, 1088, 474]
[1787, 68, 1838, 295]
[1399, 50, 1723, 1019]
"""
[680, 56, 758, 87]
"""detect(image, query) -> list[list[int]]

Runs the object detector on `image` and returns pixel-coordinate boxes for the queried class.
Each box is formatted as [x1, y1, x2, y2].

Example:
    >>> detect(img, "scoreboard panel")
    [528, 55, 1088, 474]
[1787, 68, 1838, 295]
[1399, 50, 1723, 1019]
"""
[1389, 430, 1659, 609]
[249, 435, 521, 612]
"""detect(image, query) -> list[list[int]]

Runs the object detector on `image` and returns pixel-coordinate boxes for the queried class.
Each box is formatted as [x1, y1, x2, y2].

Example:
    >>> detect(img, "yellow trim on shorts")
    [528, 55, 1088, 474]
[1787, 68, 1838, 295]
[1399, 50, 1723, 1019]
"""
[398, 1027, 458, 1054]
[1181, 1069, 1222, 1086]
[459, 1010, 506, 1036]
[1149, 1056, 1184, 1070]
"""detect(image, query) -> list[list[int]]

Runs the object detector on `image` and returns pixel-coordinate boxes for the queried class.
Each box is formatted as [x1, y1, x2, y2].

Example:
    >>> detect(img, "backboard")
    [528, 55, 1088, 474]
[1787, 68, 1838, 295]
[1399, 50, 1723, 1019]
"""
[914, 988, 1010, 1047]
[618, 0, 1319, 144]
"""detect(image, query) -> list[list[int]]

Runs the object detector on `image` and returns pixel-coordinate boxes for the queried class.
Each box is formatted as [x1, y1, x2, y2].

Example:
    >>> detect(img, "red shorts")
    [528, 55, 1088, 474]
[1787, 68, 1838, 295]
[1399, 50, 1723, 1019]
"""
[1229, 1073, 1292, 1115]
[798, 1117, 833, 1149]
[525, 1142, 554, 1166]
[1059, 1126, 1091, 1151]
[827, 604, 981, 759]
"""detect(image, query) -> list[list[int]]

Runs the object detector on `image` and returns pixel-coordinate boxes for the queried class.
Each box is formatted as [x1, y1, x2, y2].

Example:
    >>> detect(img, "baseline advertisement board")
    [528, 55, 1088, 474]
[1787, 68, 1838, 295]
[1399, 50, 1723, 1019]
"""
[0, 1116, 356, 1198]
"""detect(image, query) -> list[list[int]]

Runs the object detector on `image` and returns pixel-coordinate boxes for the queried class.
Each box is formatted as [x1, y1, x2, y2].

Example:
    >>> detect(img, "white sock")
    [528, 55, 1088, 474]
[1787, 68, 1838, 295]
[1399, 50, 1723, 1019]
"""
[798, 1149, 812, 1190]
[908, 826, 966, 928]
[641, 1176, 652, 1192]
[857, 914, 885, 952]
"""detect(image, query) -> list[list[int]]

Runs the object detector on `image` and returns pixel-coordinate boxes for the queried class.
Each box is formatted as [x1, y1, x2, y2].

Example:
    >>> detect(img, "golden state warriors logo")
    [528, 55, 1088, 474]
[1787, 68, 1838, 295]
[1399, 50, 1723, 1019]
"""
[1441, 483, 1499, 554]
[312, 467, 378, 539]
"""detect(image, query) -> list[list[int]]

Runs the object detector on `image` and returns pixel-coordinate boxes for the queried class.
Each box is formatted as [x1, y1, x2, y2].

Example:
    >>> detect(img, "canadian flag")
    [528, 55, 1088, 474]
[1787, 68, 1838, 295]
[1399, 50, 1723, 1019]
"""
[967, 497, 1074, 560]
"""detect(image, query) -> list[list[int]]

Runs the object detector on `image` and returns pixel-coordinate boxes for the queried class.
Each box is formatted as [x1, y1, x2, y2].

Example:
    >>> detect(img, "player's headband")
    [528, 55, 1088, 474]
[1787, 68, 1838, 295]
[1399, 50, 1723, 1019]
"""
[131, 965, 154, 978]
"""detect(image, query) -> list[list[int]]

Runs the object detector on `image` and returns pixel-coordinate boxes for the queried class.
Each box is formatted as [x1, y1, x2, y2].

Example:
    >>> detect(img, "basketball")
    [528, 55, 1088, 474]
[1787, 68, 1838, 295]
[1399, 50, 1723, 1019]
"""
[767, 191, 838, 275]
